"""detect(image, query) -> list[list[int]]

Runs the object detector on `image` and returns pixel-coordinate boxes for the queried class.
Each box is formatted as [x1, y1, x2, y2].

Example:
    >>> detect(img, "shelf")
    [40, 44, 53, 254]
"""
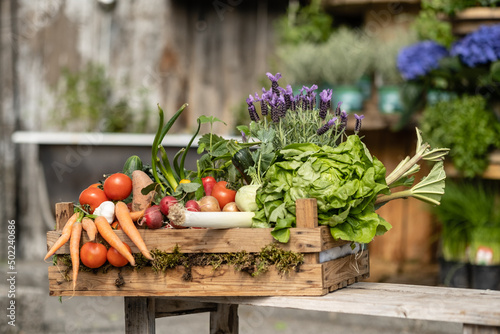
[439, 7, 500, 35]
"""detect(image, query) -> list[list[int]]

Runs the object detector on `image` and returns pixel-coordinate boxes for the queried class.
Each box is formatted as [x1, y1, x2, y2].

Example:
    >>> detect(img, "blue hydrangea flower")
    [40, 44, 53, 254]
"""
[451, 24, 500, 67]
[397, 41, 449, 80]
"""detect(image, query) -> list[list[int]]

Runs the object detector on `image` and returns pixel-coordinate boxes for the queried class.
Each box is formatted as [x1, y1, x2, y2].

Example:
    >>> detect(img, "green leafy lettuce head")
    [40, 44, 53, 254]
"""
[252, 135, 391, 243]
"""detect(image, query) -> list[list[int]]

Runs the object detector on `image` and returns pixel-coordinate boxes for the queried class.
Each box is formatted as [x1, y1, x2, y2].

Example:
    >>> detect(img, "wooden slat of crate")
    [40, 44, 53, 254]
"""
[48, 251, 369, 297]
[47, 226, 347, 255]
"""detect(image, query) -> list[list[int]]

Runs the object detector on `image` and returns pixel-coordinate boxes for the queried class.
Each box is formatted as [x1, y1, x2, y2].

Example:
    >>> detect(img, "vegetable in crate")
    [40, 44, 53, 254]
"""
[252, 136, 391, 243]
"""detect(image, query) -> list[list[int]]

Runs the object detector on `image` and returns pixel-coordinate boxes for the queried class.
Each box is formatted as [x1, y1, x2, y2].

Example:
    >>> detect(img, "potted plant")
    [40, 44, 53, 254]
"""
[320, 27, 373, 112]
[433, 180, 500, 288]
[419, 94, 500, 178]
[432, 180, 474, 288]
[469, 223, 500, 290]
[373, 30, 417, 114]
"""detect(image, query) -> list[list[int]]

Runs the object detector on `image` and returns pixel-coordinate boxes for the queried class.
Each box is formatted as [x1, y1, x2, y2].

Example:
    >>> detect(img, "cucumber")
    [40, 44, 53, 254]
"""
[122, 155, 143, 177]
[232, 148, 254, 184]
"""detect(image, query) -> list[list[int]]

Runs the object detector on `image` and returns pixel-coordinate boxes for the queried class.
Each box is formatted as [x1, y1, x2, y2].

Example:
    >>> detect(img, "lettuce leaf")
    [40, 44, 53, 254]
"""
[253, 135, 391, 243]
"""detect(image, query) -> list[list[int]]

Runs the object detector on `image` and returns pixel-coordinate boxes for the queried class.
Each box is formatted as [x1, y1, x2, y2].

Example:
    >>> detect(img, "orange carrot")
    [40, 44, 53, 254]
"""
[115, 201, 153, 261]
[129, 206, 148, 222]
[70, 221, 82, 293]
[81, 217, 97, 241]
[44, 212, 79, 261]
[94, 216, 136, 266]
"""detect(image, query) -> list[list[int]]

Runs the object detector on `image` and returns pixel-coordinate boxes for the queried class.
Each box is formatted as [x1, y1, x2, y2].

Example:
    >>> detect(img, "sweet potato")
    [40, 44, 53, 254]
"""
[131, 170, 155, 212]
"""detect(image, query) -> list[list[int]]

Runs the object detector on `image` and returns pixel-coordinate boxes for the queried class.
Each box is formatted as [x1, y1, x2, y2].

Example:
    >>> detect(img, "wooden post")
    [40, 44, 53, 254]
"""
[124, 297, 156, 334]
[210, 304, 239, 334]
[55, 202, 74, 231]
[295, 198, 318, 228]
[296, 198, 320, 264]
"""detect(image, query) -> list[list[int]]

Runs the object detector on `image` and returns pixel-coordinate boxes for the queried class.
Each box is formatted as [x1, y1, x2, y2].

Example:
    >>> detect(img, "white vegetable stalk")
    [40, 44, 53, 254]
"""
[93, 201, 115, 224]
[167, 203, 254, 229]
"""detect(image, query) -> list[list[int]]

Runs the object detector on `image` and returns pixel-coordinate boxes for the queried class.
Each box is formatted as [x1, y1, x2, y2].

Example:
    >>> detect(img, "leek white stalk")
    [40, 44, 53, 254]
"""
[167, 203, 254, 228]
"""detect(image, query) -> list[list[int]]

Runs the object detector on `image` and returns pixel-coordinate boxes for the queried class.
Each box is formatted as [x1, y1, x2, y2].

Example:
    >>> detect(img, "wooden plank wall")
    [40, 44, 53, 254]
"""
[14, 0, 285, 135]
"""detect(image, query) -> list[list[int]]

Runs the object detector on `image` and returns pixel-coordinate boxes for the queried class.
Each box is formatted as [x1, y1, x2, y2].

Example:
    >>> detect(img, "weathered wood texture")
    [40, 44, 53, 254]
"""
[14, 0, 282, 134]
[173, 282, 500, 328]
[48, 253, 369, 297]
[210, 304, 239, 334]
[0, 0, 19, 260]
[47, 199, 369, 297]
[124, 297, 156, 334]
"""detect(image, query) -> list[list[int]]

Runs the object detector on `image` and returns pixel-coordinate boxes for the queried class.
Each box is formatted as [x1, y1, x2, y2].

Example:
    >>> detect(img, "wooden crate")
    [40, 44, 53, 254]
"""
[47, 199, 369, 297]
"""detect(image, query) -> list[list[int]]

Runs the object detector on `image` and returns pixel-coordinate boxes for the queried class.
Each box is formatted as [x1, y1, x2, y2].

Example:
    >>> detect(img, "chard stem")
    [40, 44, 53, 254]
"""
[375, 189, 413, 206]
[385, 144, 428, 186]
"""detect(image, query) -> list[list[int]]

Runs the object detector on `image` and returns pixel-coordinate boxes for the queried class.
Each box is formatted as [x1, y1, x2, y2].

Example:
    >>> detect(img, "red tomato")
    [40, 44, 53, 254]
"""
[107, 243, 132, 267]
[211, 181, 236, 210]
[79, 187, 108, 213]
[80, 242, 107, 268]
[103, 173, 133, 200]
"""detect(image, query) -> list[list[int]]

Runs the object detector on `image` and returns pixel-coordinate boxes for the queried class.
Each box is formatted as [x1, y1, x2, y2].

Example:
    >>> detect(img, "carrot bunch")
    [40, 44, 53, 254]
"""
[44, 203, 153, 293]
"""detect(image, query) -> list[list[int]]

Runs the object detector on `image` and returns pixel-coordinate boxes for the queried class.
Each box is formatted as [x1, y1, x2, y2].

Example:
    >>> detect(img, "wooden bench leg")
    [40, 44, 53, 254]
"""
[210, 304, 239, 334]
[125, 297, 156, 334]
[463, 324, 500, 334]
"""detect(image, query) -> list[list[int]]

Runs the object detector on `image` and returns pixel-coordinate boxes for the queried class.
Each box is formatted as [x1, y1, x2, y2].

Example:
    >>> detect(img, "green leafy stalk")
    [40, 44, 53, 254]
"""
[375, 161, 446, 207]
[151, 103, 188, 192]
[159, 146, 179, 192]
[179, 117, 202, 179]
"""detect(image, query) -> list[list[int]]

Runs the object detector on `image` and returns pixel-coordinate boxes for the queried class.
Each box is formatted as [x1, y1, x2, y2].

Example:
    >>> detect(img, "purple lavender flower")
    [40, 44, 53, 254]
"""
[334, 101, 343, 117]
[319, 89, 333, 119]
[310, 92, 317, 110]
[338, 110, 348, 132]
[317, 117, 337, 135]
[283, 85, 293, 111]
[266, 72, 282, 95]
[451, 24, 500, 67]
[246, 95, 260, 122]
[260, 88, 270, 116]
[241, 130, 248, 143]
[397, 40, 448, 80]
[354, 114, 364, 133]
[269, 93, 280, 122]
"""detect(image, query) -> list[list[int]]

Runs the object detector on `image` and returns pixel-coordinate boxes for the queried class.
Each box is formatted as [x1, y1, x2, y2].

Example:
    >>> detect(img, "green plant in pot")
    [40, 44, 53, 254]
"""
[420, 94, 500, 178]
[432, 180, 474, 287]
[433, 180, 500, 289]
[320, 27, 373, 112]
[468, 215, 500, 290]
[373, 30, 417, 114]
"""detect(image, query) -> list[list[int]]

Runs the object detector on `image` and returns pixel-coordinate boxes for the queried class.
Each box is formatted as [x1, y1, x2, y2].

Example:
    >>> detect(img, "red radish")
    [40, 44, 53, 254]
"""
[202, 176, 216, 196]
[159, 196, 178, 216]
[143, 205, 164, 229]
[185, 200, 201, 212]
